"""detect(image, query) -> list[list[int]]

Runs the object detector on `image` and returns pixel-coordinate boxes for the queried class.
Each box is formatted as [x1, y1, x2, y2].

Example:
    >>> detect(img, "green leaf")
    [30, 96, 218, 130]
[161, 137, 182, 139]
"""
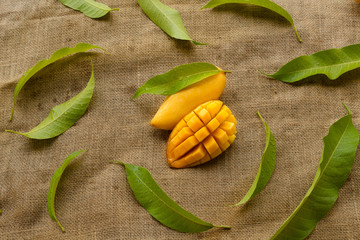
[201, 0, 301, 42]
[10, 43, 105, 121]
[6, 60, 95, 139]
[262, 44, 360, 83]
[137, 0, 204, 44]
[231, 111, 276, 206]
[59, 0, 119, 18]
[48, 150, 87, 232]
[112, 161, 231, 233]
[132, 62, 223, 99]
[271, 105, 359, 239]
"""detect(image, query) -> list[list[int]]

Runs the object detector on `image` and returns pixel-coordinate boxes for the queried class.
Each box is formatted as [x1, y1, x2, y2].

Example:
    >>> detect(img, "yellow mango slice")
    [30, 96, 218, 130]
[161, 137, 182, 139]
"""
[166, 100, 237, 168]
[151, 72, 226, 130]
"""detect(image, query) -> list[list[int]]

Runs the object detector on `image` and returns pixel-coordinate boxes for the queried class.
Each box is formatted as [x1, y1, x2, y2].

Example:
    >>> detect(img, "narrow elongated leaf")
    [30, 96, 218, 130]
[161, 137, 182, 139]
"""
[112, 162, 231, 233]
[201, 0, 301, 42]
[271, 105, 359, 239]
[263, 44, 360, 83]
[10, 43, 105, 120]
[59, 0, 119, 18]
[48, 150, 87, 232]
[137, 0, 204, 45]
[132, 62, 224, 99]
[232, 111, 276, 206]
[6, 60, 95, 139]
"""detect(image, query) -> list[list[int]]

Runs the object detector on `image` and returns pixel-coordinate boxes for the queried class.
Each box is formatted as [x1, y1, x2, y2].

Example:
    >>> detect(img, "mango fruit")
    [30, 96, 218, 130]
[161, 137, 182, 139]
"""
[150, 72, 226, 130]
[167, 100, 237, 168]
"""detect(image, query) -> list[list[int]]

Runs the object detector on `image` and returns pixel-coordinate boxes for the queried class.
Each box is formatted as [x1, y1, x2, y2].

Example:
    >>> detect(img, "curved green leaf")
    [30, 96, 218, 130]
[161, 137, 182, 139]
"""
[112, 162, 231, 233]
[271, 105, 359, 239]
[6, 60, 95, 139]
[201, 0, 301, 42]
[232, 111, 276, 206]
[137, 0, 204, 45]
[59, 0, 119, 18]
[262, 44, 360, 83]
[48, 150, 87, 232]
[132, 62, 225, 99]
[10, 43, 105, 121]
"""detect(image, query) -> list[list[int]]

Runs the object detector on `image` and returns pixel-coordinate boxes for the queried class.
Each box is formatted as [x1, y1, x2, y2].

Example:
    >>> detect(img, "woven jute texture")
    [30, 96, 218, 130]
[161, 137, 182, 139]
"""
[1, 0, 360, 239]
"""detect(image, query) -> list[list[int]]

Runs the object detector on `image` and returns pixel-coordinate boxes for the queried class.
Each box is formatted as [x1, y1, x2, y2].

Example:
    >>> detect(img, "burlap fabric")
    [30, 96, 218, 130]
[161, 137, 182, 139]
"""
[1, 0, 360, 239]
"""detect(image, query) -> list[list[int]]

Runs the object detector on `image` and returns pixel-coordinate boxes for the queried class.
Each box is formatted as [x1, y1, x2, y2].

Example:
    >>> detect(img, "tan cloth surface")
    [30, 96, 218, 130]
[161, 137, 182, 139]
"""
[1, 0, 360, 239]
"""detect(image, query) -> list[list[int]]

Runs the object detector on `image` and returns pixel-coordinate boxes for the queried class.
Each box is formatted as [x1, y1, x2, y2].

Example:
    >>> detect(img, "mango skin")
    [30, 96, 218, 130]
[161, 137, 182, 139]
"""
[166, 100, 237, 168]
[150, 72, 226, 130]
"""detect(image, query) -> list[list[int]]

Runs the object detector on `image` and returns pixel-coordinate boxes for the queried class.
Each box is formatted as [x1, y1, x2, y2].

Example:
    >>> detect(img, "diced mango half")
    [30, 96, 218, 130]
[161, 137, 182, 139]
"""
[166, 100, 237, 168]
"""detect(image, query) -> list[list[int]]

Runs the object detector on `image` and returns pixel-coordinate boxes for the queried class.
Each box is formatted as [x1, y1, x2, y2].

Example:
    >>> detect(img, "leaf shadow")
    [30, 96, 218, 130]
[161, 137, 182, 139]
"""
[172, 39, 195, 53]
[25, 137, 58, 151]
[209, 4, 290, 28]
[93, 12, 112, 21]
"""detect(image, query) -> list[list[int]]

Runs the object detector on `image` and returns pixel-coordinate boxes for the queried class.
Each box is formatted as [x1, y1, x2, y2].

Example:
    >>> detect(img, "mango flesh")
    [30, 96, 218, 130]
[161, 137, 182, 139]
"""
[150, 71, 226, 130]
[167, 100, 237, 168]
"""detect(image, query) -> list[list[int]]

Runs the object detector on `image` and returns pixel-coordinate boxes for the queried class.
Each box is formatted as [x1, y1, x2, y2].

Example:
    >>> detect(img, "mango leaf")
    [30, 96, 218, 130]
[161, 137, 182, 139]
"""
[10, 43, 105, 121]
[261, 44, 360, 83]
[271, 105, 359, 239]
[112, 162, 231, 233]
[48, 150, 87, 232]
[6, 60, 95, 139]
[201, 0, 301, 42]
[59, 0, 119, 18]
[137, 0, 204, 45]
[231, 111, 276, 206]
[132, 62, 225, 99]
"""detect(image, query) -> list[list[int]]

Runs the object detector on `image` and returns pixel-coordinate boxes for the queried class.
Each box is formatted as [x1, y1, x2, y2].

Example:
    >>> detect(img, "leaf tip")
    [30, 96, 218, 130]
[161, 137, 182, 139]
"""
[9, 102, 15, 121]
[56, 220, 65, 232]
[293, 27, 302, 43]
[226, 200, 245, 207]
[200, 4, 210, 10]
[192, 41, 208, 45]
[131, 92, 140, 100]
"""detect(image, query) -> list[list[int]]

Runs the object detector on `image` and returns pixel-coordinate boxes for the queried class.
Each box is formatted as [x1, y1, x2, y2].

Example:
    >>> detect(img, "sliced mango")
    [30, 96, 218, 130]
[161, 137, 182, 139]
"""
[167, 100, 237, 168]
[151, 71, 226, 130]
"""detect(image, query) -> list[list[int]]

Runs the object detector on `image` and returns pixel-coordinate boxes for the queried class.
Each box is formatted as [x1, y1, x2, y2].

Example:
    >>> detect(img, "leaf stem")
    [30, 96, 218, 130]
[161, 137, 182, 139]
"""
[257, 68, 271, 77]
[213, 225, 231, 229]
[257, 111, 264, 123]
[342, 103, 352, 115]
[110, 161, 126, 166]
[5, 129, 26, 136]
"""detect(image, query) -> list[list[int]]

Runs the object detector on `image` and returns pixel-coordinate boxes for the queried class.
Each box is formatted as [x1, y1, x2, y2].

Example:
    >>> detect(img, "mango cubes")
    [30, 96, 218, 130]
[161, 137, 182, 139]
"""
[167, 100, 237, 168]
